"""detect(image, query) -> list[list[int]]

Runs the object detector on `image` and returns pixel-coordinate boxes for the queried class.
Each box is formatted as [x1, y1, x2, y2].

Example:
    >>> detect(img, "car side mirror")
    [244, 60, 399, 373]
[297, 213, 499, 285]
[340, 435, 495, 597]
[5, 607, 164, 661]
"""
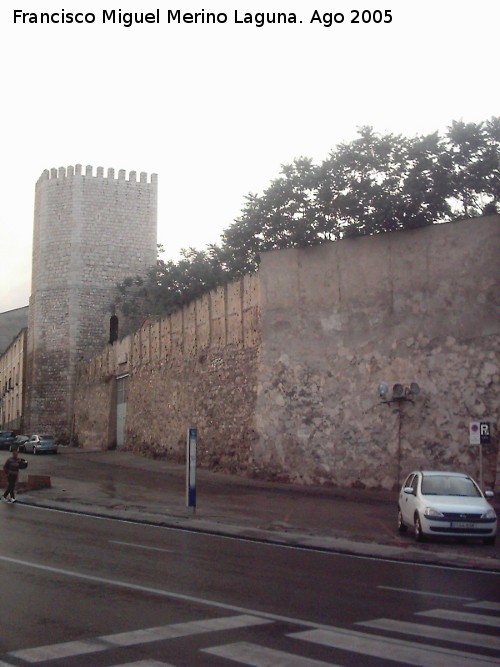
[404, 487, 415, 495]
[484, 489, 494, 499]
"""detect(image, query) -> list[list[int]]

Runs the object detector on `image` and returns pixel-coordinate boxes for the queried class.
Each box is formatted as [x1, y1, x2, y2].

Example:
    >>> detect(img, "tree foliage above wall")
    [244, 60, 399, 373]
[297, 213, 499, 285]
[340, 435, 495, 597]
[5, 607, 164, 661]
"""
[114, 117, 499, 334]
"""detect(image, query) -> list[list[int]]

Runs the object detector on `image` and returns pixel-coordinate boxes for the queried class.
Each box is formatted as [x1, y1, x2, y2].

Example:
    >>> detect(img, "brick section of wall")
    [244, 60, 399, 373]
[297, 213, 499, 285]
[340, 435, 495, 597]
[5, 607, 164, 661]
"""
[73, 275, 261, 469]
[125, 343, 258, 471]
[73, 383, 115, 450]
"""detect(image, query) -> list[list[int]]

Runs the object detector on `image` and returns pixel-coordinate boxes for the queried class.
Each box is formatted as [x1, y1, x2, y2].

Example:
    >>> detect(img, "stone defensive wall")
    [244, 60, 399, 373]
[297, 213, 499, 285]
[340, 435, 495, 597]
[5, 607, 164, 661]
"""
[73, 215, 499, 491]
[255, 215, 499, 490]
[73, 273, 260, 472]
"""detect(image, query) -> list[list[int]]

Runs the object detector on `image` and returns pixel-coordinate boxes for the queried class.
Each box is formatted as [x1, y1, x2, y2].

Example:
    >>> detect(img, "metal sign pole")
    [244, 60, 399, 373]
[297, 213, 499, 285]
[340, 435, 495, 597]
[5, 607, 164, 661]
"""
[479, 422, 491, 491]
[479, 442, 483, 491]
[186, 427, 197, 513]
[469, 421, 480, 486]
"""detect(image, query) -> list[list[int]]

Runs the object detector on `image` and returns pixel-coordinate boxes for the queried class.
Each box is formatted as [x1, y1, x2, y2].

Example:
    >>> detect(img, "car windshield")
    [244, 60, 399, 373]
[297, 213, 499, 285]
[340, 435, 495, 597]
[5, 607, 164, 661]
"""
[421, 475, 481, 497]
[40, 435, 55, 442]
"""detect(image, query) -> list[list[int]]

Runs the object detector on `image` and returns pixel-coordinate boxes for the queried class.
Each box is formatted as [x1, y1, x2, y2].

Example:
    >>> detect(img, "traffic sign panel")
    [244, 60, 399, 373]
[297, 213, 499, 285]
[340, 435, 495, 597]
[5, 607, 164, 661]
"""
[479, 422, 491, 444]
[469, 421, 480, 445]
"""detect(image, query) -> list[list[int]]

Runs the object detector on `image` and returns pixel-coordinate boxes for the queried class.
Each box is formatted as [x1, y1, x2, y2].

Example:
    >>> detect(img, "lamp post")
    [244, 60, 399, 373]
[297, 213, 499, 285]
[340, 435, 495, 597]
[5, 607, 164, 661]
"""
[378, 383, 421, 489]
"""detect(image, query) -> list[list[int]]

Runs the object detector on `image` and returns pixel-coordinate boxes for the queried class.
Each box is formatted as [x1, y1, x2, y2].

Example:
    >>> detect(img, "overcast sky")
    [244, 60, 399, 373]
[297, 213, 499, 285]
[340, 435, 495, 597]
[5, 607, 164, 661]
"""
[1, 0, 498, 313]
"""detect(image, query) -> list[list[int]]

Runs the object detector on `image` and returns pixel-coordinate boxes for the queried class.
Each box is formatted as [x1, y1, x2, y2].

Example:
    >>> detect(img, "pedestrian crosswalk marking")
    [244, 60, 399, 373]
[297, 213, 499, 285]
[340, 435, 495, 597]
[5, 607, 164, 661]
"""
[6, 598, 499, 667]
[417, 609, 500, 628]
[10, 639, 109, 663]
[290, 627, 500, 667]
[102, 614, 269, 647]
[204, 641, 340, 666]
[9, 614, 271, 663]
[359, 618, 500, 651]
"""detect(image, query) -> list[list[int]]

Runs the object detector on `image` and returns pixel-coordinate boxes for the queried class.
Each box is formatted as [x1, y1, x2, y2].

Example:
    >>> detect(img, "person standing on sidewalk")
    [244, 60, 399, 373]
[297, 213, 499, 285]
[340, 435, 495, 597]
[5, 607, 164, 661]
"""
[3, 449, 20, 503]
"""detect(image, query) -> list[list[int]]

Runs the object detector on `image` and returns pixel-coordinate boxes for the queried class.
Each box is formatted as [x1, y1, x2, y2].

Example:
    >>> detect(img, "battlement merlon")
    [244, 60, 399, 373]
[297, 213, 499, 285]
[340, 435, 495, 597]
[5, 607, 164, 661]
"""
[37, 165, 158, 185]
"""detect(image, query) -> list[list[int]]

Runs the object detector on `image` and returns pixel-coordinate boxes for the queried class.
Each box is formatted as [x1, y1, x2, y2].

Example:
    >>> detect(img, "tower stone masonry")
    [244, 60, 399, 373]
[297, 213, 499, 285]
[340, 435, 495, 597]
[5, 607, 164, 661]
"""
[26, 164, 158, 438]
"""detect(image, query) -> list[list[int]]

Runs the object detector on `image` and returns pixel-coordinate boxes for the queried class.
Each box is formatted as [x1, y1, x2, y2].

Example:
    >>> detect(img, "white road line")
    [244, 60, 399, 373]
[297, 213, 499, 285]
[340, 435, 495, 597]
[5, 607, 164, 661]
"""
[359, 618, 500, 651]
[109, 540, 175, 553]
[204, 641, 340, 666]
[10, 615, 270, 663]
[377, 585, 475, 601]
[417, 609, 500, 628]
[0, 554, 361, 631]
[112, 662, 174, 667]
[290, 627, 500, 667]
[466, 601, 500, 611]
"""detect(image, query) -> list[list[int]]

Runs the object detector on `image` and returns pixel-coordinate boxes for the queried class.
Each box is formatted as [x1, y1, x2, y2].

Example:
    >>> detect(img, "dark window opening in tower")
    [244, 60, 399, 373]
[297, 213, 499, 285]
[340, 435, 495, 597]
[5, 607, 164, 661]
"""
[109, 315, 119, 344]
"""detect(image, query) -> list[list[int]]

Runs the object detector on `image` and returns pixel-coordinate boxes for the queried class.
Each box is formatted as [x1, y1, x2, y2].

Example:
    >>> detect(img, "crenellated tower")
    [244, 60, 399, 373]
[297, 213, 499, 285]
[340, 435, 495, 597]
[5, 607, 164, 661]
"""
[26, 164, 158, 438]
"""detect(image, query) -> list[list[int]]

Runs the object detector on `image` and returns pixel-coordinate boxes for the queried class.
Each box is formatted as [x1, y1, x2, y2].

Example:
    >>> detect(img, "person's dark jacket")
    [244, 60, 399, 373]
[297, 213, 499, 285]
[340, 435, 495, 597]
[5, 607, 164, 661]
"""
[3, 456, 20, 477]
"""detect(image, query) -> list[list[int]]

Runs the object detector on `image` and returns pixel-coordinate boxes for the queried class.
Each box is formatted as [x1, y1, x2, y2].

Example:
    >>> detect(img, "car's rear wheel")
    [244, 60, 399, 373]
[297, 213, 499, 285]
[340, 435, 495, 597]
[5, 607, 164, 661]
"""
[397, 508, 407, 533]
[414, 514, 426, 542]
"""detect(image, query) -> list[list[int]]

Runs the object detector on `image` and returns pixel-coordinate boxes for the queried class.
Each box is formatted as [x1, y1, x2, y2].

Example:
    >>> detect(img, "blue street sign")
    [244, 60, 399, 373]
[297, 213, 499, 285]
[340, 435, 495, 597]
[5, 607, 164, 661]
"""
[186, 427, 197, 509]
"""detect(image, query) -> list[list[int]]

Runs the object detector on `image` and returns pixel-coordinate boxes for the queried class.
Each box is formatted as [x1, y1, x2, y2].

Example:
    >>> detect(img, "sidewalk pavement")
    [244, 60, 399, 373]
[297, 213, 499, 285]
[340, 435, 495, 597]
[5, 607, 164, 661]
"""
[9, 447, 500, 573]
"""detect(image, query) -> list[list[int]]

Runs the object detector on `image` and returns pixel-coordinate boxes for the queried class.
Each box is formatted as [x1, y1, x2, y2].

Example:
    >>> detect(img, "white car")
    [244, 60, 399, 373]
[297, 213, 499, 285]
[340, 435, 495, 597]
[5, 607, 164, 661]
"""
[398, 470, 497, 545]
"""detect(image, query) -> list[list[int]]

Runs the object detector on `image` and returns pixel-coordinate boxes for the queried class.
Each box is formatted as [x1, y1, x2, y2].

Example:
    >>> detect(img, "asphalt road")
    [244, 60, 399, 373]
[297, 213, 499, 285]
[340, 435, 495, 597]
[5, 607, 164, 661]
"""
[1, 503, 499, 666]
[11, 447, 500, 571]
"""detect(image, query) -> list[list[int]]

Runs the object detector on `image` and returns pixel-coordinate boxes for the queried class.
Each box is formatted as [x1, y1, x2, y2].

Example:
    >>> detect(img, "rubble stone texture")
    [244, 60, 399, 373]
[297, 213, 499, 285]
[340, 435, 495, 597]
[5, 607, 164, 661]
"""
[256, 216, 499, 489]
[26, 166, 157, 438]
[73, 215, 499, 491]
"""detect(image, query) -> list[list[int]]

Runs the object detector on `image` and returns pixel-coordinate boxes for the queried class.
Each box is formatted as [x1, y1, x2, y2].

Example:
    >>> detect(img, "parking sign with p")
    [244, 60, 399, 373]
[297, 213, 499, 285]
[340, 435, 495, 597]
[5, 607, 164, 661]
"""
[479, 422, 491, 444]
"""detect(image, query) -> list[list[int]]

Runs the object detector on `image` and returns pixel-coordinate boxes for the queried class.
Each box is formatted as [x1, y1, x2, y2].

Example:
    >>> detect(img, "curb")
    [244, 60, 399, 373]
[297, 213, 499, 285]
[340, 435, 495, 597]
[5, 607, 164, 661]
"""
[17, 497, 500, 574]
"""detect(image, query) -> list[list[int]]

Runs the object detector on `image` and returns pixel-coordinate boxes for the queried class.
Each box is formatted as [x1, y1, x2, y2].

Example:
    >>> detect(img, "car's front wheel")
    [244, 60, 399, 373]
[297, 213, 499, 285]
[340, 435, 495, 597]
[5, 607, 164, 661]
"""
[397, 508, 407, 533]
[414, 514, 426, 542]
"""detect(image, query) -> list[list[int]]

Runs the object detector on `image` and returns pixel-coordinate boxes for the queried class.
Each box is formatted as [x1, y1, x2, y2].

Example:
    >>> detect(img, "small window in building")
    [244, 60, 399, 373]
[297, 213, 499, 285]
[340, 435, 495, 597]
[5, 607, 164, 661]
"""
[109, 315, 119, 344]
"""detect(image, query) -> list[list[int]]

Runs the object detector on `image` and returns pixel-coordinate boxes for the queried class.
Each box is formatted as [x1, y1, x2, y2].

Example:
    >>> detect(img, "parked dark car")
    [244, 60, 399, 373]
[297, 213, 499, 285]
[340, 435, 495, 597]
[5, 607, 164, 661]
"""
[10, 434, 30, 452]
[0, 431, 16, 450]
